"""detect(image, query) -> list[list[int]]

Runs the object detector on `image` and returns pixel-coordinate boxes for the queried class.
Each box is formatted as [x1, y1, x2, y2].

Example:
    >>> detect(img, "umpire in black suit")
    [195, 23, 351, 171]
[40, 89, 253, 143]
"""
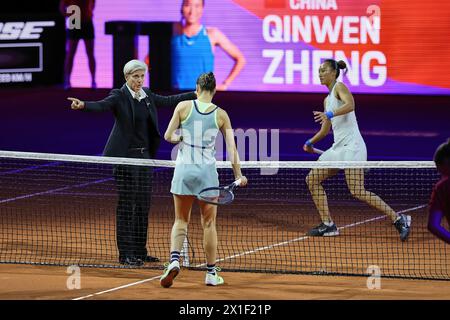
[68, 59, 196, 266]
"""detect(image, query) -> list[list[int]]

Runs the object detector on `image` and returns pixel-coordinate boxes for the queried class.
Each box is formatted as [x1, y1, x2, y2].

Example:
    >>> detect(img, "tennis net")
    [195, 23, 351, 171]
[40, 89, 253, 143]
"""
[0, 150, 448, 280]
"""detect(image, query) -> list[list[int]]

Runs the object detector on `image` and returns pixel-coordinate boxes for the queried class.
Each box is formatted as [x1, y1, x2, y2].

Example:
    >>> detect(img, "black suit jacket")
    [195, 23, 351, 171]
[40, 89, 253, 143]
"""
[84, 84, 196, 158]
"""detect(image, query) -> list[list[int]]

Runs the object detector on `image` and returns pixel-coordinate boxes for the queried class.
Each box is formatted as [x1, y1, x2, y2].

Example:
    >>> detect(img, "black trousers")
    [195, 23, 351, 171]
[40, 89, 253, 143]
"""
[113, 150, 153, 259]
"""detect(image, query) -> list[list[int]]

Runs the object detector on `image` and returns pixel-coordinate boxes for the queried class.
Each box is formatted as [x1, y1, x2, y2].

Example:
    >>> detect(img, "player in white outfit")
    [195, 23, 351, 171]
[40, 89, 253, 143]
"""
[303, 59, 411, 241]
[160, 72, 247, 288]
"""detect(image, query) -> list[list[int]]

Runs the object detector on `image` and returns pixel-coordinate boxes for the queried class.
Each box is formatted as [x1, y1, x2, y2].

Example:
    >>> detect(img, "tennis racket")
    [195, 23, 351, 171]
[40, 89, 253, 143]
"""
[313, 148, 324, 155]
[303, 144, 324, 155]
[197, 178, 242, 205]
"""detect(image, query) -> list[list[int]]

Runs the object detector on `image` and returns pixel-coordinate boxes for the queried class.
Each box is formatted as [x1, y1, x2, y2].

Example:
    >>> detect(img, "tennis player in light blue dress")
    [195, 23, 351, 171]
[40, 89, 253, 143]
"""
[303, 59, 411, 241]
[170, 0, 246, 91]
[169, 92, 219, 196]
[160, 72, 247, 288]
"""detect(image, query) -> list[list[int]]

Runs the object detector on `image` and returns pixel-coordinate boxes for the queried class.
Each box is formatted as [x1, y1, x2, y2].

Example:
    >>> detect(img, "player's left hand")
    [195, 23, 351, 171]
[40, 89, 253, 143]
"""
[313, 111, 328, 125]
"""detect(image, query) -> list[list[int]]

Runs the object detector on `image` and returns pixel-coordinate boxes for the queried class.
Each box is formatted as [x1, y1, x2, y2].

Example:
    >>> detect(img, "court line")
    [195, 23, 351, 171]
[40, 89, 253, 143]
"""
[0, 178, 112, 204]
[0, 167, 170, 204]
[72, 204, 426, 300]
[0, 161, 62, 176]
[72, 275, 162, 301]
[0, 153, 106, 177]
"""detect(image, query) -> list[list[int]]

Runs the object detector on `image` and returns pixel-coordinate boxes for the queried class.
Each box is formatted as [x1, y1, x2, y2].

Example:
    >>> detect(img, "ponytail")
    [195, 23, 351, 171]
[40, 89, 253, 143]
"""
[325, 59, 348, 79]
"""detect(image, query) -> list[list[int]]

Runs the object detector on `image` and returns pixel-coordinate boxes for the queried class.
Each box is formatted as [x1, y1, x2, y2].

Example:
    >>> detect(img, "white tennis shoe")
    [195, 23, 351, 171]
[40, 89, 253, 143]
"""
[160, 260, 180, 288]
[205, 267, 224, 286]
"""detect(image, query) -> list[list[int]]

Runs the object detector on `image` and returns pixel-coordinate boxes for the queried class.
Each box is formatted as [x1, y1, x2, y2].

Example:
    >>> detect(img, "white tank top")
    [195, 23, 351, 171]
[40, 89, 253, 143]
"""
[326, 82, 364, 147]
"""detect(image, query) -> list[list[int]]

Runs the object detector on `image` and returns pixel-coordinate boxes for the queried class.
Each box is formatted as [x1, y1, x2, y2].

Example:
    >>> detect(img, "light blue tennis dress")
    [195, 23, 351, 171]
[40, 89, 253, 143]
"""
[170, 100, 220, 195]
[319, 82, 367, 161]
[171, 25, 214, 90]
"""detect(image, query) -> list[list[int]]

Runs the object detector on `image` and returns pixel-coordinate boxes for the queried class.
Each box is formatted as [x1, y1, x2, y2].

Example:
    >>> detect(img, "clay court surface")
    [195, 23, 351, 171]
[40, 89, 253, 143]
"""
[0, 264, 449, 300]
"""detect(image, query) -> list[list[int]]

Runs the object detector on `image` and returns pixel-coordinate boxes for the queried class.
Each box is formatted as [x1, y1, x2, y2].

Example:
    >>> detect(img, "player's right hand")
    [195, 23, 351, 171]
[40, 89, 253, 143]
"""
[303, 144, 314, 153]
[67, 97, 85, 110]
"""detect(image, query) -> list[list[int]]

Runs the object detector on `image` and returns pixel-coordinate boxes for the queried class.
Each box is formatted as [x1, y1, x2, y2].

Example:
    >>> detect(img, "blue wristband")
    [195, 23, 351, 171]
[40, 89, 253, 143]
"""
[305, 139, 313, 147]
[325, 111, 334, 119]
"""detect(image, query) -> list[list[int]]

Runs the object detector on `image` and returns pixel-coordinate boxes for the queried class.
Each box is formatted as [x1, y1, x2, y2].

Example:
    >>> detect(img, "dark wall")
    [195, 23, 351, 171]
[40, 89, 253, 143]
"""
[0, 1, 60, 15]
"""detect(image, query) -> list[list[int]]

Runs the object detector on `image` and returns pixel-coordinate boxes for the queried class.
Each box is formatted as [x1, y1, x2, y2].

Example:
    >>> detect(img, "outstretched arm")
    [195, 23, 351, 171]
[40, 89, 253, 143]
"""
[67, 89, 119, 112]
[151, 91, 197, 109]
[211, 28, 246, 91]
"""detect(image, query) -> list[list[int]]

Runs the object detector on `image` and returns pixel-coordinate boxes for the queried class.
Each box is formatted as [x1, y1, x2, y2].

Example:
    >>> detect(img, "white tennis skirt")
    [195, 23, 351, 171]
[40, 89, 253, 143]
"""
[171, 163, 219, 196]
[319, 140, 367, 161]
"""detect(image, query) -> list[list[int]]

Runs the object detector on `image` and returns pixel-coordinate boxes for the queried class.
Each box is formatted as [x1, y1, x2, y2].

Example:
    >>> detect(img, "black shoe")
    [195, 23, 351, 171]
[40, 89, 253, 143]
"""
[119, 256, 144, 266]
[307, 222, 339, 237]
[142, 255, 160, 263]
[394, 214, 411, 241]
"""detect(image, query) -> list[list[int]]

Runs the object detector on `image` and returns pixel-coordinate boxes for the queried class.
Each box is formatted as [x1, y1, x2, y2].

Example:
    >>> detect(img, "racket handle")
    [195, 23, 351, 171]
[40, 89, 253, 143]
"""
[313, 148, 324, 155]
[233, 178, 242, 187]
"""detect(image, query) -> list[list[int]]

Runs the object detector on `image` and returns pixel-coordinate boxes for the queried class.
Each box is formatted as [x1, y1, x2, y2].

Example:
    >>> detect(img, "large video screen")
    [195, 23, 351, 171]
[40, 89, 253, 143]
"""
[0, 16, 64, 86]
[68, 0, 450, 94]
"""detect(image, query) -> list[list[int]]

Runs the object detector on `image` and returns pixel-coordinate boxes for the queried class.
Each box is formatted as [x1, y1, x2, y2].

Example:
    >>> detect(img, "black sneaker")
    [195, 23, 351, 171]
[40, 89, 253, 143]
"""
[136, 255, 160, 263]
[307, 222, 339, 237]
[394, 214, 411, 242]
[119, 256, 144, 266]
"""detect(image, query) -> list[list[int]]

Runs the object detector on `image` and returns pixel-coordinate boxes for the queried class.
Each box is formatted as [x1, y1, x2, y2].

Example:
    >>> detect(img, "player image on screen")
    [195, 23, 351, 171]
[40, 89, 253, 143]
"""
[303, 59, 411, 241]
[170, 0, 246, 91]
[160, 72, 247, 288]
